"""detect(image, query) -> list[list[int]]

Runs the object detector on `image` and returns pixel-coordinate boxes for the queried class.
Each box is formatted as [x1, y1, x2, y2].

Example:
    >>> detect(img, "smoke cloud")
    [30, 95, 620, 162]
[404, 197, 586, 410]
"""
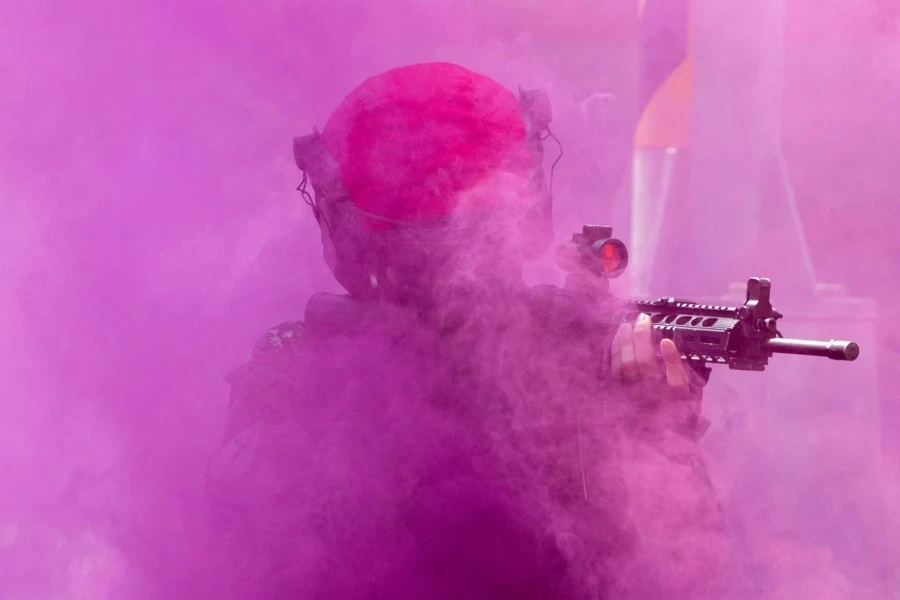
[0, 0, 896, 598]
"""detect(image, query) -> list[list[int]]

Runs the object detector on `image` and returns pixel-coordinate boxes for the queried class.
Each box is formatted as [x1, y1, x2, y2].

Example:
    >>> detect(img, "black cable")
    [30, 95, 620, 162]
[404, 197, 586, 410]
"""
[543, 126, 563, 194]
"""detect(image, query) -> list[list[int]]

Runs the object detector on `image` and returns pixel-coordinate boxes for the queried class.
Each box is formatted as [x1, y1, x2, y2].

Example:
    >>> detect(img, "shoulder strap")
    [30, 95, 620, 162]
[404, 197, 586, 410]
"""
[303, 293, 421, 338]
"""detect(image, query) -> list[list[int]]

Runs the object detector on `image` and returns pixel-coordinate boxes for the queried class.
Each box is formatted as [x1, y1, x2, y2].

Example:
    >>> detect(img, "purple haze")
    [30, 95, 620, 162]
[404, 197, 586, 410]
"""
[0, 0, 897, 598]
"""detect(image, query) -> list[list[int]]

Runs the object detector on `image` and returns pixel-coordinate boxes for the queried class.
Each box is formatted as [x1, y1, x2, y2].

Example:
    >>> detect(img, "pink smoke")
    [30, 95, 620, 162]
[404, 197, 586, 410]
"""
[0, 1, 896, 598]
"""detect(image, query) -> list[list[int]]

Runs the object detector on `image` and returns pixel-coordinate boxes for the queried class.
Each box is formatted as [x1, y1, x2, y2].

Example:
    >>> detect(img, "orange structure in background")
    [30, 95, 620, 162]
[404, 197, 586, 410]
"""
[634, 0, 692, 150]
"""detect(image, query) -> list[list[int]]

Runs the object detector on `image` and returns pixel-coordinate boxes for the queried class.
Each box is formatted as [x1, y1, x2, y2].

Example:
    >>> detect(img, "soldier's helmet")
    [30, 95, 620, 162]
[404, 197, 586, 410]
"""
[294, 62, 555, 299]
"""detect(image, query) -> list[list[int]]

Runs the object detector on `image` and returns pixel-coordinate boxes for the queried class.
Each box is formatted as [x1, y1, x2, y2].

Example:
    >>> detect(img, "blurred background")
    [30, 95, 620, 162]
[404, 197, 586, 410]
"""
[0, 0, 897, 597]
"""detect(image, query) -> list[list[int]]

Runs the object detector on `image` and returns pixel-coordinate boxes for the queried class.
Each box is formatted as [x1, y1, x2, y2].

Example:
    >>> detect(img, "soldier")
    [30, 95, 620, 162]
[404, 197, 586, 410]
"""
[207, 62, 722, 599]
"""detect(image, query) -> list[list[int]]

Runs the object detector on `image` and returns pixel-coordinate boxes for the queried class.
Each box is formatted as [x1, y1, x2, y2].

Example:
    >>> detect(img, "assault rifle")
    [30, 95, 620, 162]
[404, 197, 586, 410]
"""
[554, 225, 860, 379]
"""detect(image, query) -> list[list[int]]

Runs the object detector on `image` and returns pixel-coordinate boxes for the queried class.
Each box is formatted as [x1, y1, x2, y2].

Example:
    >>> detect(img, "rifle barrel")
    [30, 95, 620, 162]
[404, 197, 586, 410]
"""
[763, 338, 859, 361]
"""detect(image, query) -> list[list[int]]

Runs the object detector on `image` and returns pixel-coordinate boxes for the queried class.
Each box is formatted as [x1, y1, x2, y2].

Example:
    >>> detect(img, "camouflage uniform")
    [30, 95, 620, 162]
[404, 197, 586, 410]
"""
[207, 291, 723, 599]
